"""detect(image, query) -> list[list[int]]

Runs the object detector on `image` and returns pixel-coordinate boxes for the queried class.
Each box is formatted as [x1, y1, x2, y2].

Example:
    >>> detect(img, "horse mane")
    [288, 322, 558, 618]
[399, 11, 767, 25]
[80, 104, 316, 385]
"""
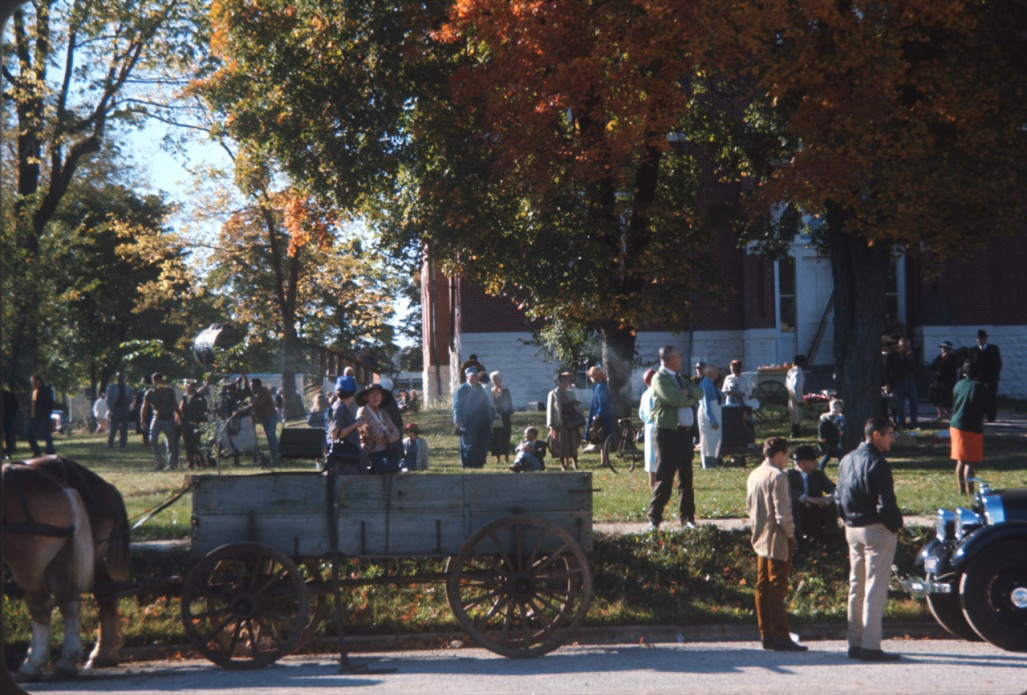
[64, 488, 96, 596]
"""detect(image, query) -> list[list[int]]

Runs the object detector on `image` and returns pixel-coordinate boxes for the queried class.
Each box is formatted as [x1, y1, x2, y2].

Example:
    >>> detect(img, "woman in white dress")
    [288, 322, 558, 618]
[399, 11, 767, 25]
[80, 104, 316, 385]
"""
[637, 369, 657, 488]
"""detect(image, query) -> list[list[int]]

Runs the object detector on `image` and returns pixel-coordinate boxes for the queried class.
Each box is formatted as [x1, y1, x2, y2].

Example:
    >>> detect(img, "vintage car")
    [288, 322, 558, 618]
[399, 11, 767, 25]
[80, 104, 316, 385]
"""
[905, 481, 1027, 652]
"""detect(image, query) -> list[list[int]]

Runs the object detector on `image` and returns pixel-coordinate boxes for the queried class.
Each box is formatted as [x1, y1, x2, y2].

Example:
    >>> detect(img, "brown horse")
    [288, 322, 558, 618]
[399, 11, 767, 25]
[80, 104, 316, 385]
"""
[21, 456, 131, 669]
[2, 463, 95, 681]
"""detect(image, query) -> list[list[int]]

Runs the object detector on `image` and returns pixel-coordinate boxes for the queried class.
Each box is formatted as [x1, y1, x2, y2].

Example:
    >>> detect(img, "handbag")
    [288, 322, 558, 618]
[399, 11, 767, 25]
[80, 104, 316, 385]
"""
[587, 420, 605, 444]
[326, 439, 361, 461]
[564, 410, 585, 429]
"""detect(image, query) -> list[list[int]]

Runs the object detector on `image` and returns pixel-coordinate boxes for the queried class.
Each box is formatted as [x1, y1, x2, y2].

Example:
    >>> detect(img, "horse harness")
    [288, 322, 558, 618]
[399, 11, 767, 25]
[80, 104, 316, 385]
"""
[2, 463, 75, 538]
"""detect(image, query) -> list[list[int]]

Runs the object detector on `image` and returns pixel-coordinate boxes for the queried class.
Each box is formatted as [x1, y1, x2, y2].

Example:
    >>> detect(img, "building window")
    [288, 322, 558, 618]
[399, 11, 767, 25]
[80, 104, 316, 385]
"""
[778, 256, 796, 333]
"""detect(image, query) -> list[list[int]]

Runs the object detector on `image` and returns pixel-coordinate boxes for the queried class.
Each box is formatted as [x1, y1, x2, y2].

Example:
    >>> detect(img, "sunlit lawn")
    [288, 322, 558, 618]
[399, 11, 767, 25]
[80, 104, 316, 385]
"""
[3, 405, 1024, 653]
[12, 405, 1026, 539]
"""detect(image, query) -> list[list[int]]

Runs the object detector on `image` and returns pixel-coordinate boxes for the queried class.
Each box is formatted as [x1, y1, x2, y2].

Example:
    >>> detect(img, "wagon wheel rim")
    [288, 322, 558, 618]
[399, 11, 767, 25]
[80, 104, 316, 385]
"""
[296, 559, 329, 650]
[445, 515, 592, 658]
[754, 382, 788, 422]
[181, 542, 309, 669]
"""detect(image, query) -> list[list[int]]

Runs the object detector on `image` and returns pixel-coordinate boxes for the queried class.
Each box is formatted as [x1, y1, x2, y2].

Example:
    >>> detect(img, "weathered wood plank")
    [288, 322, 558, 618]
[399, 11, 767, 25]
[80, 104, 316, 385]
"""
[189, 471, 593, 559]
[190, 472, 593, 515]
[191, 511, 592, 558]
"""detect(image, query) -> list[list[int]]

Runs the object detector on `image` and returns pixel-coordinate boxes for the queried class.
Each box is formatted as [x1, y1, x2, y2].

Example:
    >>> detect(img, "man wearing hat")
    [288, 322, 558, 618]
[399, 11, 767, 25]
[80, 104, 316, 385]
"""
[746, 436, 806, 651]
[970, 329, 1001, 422]
[452, 366, 494, 468]
[929, 341, 959, 420]
[786, 445, 839, 546]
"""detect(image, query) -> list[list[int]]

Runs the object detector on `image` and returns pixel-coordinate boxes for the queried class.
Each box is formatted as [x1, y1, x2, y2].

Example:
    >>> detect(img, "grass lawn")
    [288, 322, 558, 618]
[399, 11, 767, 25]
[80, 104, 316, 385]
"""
[3, 405, 1024, 652]
[16, 405, 1025, 538]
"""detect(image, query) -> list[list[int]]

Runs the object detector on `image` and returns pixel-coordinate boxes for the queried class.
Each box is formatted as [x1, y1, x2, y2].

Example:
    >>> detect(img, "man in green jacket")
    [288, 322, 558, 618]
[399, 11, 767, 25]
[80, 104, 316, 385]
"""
[647, 346, 704, 531]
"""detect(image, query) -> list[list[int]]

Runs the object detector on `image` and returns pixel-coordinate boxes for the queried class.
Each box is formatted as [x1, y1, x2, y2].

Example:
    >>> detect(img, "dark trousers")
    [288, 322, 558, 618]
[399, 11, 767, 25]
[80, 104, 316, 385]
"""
[107, 406, 130, 448]
[25, 418, 55, 457]
[755, 552, 792, 641]
[647, 426, 694, 525]
[984, 381, 998, 423]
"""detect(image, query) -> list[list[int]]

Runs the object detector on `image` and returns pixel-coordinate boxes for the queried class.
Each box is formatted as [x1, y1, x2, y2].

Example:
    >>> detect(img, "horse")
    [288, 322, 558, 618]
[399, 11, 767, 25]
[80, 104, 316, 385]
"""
[20, 456, 131, 669]
[2, 463, 95, 681]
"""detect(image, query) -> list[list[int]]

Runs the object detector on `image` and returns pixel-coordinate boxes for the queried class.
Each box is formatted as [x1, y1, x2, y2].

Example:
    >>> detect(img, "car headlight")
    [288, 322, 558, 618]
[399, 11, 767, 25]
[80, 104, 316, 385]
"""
[935, 509, 956, 541]
[955, 506, 983, 538]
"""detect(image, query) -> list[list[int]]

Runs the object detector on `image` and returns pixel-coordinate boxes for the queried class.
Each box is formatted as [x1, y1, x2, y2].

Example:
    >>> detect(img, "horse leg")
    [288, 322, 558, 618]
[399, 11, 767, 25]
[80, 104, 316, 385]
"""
[85, 597, 124, 669]
[53, 597, 84, 678]
[15, 592, 54, 682]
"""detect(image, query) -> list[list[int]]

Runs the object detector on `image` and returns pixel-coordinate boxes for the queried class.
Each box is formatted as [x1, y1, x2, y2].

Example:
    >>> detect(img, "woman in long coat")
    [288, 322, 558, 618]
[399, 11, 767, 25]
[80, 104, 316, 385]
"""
[489, 371, 514, 465]
[547, 372, 581, 471]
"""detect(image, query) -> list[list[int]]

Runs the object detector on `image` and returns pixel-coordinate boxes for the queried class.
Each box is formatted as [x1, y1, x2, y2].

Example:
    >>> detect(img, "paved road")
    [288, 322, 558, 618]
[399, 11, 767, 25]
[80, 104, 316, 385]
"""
[17, 639, 1027, 695]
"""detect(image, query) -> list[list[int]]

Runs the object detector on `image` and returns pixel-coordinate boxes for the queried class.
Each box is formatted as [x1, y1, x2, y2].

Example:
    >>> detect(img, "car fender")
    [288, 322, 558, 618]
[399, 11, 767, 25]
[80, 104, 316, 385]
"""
[951, 521, 1027, 573]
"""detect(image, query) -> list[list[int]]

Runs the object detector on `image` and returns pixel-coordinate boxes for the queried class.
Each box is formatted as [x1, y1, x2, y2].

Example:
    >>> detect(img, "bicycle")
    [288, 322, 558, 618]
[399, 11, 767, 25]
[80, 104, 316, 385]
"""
[599, 417, 644, 474]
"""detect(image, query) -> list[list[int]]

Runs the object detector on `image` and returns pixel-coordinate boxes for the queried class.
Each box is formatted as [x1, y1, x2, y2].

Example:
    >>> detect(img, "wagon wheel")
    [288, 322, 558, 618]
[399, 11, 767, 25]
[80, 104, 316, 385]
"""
[754, 381, 788, 422]
[181, 542, 309, 669]
[296, 558, 329, 650]
[445, 515, 592, 658]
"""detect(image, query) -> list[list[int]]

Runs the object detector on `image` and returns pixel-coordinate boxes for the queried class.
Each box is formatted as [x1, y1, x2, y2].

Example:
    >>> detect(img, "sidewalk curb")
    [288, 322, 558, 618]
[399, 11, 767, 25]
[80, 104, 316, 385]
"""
[115, 621, 954, 665]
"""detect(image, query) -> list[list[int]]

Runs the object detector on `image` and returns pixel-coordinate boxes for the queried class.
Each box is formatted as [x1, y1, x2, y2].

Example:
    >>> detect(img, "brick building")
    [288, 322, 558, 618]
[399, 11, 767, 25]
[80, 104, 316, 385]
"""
[421, 230, 1027, 409]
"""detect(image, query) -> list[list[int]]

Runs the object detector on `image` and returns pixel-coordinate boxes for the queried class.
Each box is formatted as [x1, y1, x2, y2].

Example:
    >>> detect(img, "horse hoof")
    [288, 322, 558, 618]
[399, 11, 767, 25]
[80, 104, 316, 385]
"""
[13, 666, 42, 683]
[85, 654, 119, 669]
[53, 662, 80, 679]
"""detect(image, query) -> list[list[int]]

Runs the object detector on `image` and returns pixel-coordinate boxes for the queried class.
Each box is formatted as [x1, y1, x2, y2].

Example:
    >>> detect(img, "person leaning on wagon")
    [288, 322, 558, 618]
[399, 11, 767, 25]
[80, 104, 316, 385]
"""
[326, 375, 364, 475]
[356, 382, 402, 474]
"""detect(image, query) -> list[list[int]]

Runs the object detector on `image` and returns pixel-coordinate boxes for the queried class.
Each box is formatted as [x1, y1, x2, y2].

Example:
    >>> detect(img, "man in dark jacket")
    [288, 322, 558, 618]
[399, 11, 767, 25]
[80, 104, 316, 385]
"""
[786, 445, 838, 546]
[26, 374, 56, 457]
[969, 329, 1001, 423]
[835, 416, 903, 662]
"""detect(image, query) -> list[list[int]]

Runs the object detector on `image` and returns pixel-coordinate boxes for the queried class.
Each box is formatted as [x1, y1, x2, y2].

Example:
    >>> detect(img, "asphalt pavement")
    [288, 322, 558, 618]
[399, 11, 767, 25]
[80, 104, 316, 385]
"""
[17, 639, 1027, 695]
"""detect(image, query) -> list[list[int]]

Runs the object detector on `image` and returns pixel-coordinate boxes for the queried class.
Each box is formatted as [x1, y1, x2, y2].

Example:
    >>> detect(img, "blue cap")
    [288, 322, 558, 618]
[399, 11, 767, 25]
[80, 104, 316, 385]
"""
[335, 375, 357, 393]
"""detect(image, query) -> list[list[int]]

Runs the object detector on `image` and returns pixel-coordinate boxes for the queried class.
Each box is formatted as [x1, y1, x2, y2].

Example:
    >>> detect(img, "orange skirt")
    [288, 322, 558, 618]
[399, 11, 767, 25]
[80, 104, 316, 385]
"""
[950, 428, 983, 463]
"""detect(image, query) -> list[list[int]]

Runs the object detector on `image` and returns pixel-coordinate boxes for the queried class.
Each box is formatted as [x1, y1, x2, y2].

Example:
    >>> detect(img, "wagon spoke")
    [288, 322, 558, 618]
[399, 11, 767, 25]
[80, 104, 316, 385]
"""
[254, 564, 291, 595]
[472, 595, 510, 632]
[461, 587, 504, 612]
[252, 615, 287, 650]
[485, 531, 517, 572]
[529, 542, 572, 576]
[225, 619, 244, 656]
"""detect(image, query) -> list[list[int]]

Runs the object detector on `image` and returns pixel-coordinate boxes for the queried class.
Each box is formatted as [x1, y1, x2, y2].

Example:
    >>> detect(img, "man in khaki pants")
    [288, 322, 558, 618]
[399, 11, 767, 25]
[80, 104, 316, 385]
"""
[836, 416, 903, 661]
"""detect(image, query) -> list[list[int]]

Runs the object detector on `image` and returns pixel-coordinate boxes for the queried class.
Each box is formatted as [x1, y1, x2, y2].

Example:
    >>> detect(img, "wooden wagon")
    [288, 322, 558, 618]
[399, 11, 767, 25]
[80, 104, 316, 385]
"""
[181, 470, 594, 668]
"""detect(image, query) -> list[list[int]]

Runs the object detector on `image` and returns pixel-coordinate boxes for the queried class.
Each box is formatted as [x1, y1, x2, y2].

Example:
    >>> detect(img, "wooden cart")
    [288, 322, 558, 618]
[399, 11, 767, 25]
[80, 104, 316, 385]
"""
[182, 471, 593, 668]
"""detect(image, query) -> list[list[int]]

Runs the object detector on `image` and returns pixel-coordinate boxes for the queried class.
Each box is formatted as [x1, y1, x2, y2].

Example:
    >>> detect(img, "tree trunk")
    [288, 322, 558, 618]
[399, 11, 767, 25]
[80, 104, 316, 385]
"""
[280, 327, 303, 419]
[827, 202, 891, 450]
[600, 320, 637, 422]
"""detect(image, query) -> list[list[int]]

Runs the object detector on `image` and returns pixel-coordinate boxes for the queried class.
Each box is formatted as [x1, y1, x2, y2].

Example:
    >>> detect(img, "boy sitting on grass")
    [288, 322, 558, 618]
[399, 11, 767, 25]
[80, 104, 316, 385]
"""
[509, 426, 547, 472]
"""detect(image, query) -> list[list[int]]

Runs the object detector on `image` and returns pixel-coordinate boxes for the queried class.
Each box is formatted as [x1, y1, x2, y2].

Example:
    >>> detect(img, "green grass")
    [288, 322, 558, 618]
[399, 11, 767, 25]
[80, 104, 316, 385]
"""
[25, 407, 1025, 536]
[4, 407, 1024, 653]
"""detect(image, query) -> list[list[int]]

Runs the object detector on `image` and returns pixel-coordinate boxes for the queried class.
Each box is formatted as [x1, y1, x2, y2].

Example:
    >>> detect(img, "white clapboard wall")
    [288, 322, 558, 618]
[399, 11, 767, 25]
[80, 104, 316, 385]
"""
[189, 472, 593, 558]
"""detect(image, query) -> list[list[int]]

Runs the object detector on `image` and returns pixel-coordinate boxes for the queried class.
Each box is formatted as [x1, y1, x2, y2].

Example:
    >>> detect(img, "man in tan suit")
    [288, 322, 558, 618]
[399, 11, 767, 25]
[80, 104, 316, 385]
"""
[746, 436, 806, 651]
